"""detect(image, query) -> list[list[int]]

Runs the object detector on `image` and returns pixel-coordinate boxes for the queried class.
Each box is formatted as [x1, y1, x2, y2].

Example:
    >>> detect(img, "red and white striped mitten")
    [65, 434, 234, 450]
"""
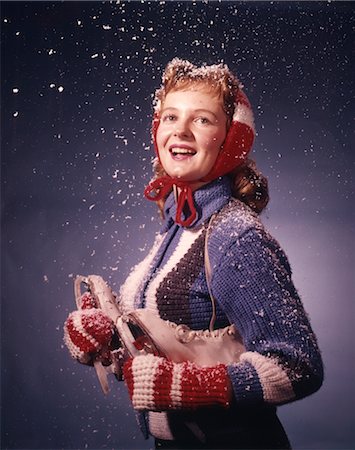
[63, 293, 115, 365]
[123, 354, 231, 411]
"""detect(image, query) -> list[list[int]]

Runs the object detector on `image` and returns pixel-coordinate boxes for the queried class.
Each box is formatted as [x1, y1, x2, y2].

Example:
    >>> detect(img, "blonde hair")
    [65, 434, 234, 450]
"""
[151, 59, 269, 215]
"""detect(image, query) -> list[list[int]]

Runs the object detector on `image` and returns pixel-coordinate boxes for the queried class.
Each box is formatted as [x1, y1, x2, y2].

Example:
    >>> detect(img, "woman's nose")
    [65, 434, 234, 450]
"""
[173, 120, 192, 138]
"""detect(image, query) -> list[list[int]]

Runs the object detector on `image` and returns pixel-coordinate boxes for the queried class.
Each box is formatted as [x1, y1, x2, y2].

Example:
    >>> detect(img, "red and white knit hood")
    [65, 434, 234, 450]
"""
[145, 65, 255, 227]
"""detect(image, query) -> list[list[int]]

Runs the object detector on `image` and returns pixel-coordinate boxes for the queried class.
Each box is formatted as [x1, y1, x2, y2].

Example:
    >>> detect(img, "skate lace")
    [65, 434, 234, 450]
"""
[167, 321, 236, 344]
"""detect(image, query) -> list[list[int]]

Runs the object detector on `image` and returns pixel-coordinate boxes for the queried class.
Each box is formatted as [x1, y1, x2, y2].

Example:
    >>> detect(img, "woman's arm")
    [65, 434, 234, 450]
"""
[210, 227, 324, 406]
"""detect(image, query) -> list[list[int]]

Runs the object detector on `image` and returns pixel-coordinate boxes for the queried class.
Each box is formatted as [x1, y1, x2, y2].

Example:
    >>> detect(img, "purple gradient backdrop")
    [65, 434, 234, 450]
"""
[1, 2, 354, 449]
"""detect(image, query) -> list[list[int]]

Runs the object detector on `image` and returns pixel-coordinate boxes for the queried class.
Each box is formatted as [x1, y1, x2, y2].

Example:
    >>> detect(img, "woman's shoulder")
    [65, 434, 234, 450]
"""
[209, 197, 264, 241]
[207, 199, 292, 274]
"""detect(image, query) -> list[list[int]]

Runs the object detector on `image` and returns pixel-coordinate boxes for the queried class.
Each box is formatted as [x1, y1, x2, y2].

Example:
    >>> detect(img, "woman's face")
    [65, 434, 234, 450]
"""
[156, 88, 228, 184]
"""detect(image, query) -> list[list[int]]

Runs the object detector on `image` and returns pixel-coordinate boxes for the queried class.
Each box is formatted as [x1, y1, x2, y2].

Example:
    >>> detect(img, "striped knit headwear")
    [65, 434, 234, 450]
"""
[144, 59, 255, 227]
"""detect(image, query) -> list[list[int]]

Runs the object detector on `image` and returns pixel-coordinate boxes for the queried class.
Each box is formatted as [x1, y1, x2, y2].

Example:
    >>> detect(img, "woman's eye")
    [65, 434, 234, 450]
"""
[196, 117, 211, 125]
[162, 114, 176, 122]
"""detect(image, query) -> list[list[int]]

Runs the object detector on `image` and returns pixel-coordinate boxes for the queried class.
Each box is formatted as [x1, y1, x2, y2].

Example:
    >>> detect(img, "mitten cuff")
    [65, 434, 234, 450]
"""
[124, 355, 230, 411]
[175, 361, 231, 409]
[124, 355, 173, 410]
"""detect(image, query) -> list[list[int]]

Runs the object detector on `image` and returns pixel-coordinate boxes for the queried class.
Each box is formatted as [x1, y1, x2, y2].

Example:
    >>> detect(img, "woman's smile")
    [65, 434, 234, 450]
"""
[169, 144, 197, 160]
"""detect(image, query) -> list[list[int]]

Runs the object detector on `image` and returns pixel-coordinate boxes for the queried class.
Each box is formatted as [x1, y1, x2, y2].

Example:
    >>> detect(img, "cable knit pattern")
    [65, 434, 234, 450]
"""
[119, 176, 323, 440]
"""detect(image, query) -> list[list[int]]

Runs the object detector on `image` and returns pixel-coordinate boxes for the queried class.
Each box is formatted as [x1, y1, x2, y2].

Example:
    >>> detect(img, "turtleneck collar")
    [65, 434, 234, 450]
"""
[161, 176, 231, 232]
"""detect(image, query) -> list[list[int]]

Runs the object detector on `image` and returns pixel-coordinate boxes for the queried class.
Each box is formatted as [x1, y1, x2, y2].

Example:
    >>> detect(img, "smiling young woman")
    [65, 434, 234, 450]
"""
[64, 58, 323, 450]
[146, 59, 268, 225]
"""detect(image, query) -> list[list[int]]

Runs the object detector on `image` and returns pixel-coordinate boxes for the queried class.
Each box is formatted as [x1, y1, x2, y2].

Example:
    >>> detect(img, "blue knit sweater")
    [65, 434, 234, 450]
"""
[120, 176, 323, 440]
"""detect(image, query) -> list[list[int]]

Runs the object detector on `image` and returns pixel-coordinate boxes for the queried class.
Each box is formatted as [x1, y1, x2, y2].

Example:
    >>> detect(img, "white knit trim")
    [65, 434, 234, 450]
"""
[240, 351, 295, 404]
[131, 355, 161, 410]
[148, 412, 174, 440]
[119, 233, 165, 314]
[170, 362, 183, 408]
[232, 102, 255, 131]
[144, 229, 204, 315]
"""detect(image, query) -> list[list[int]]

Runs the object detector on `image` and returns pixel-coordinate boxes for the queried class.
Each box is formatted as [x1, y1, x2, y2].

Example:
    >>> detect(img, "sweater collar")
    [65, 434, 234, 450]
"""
[162, 176, 231, 231]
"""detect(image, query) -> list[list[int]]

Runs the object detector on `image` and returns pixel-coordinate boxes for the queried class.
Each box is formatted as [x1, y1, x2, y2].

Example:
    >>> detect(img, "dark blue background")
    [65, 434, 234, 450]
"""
[1, 1, 354, 449]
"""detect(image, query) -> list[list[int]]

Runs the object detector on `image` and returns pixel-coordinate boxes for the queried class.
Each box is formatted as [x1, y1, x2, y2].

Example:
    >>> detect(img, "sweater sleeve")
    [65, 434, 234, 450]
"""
[210, 228, 323, 407]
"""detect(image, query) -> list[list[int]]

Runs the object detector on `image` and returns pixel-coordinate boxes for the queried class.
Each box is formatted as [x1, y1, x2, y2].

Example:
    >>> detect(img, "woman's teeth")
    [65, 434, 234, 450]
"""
[170, 148, 196, 156]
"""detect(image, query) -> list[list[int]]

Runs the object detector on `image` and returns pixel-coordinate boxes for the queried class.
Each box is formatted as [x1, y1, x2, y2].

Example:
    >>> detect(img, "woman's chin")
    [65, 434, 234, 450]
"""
[165, 167, 194, 181]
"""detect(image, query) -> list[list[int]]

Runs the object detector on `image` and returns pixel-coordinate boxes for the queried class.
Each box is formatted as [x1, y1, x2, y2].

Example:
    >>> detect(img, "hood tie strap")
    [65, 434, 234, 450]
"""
[144, 176, 197, 227]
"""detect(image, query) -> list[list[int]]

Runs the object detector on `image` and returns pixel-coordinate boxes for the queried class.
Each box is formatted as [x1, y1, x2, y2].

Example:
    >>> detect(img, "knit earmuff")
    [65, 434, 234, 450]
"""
[144, 81, 255, 227]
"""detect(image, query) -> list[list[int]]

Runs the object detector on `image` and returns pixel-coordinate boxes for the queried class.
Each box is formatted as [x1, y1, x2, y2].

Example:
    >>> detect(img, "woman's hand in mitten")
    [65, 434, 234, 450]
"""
[123, 354, 232, 411]
[63, 293, 115, 365]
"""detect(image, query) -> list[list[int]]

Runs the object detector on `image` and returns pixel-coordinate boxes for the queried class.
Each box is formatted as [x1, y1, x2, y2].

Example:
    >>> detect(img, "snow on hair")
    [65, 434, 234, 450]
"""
[154, 58, 241, 120]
